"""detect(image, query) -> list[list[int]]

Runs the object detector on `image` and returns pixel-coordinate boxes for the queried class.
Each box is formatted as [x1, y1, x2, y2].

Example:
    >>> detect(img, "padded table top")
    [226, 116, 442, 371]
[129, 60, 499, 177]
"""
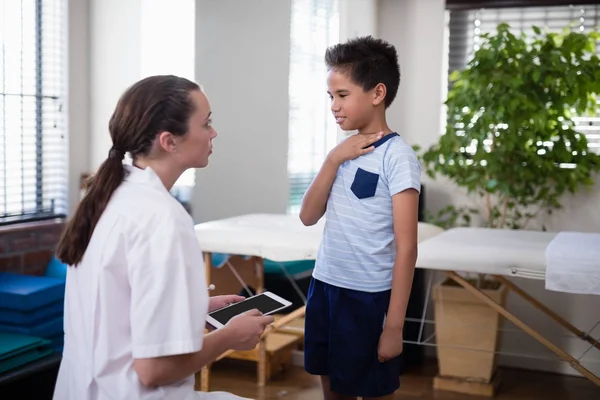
[415, 227, 557, 280]
[194, 213, 445, 262]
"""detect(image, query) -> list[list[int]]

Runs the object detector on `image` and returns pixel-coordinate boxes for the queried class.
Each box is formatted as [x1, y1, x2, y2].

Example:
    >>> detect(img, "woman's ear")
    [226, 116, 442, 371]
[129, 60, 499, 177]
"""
[157, 131, 178, 154]
[372, 83, 387, 107]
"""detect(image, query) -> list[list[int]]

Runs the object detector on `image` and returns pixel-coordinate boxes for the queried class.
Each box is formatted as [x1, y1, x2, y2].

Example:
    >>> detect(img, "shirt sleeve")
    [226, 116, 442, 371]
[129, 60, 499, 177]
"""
[384, 144, 422, 196]
[127, 214, 208, 359]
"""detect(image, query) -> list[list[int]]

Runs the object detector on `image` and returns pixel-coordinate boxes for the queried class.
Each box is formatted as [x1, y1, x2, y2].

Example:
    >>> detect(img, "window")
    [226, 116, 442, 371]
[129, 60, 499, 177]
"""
[0, 0, 67, 225]
[287, 0, 340, 214]
[446, 3, 600, 153]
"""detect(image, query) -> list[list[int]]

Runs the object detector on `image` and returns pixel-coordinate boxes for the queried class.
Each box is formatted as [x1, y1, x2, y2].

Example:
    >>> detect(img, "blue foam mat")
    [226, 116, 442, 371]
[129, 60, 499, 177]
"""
[0, 315, 63, 339]
[45, 257, 67, 279]
[0, 332, 54, 374]
[0, 272, 65, 312]
[0, 299, 63, 327]
[48, 333, 64, 354]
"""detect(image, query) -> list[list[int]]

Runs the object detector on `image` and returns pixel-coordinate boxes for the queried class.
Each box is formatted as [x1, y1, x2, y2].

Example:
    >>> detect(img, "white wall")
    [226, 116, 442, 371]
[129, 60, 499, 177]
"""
[89, 0, 142, 170]
[378, 0, 600, 378]
[140, 0, 195, 81]
[339, 0, 378, 41]
[192, 0, 292, 222]
[88, 0, 196, 178]
[67, 0, 90, 212]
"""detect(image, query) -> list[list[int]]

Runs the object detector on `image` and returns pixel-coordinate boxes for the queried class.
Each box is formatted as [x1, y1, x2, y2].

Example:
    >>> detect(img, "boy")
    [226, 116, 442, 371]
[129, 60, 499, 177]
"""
[299, 36, 421, 400]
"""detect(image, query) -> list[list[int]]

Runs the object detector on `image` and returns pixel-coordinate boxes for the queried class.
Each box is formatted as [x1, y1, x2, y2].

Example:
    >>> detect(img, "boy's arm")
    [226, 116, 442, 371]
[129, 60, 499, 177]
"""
[386, 188, 420, 329]
[299, 157, 340, 226]
[377, 188, 419, 362]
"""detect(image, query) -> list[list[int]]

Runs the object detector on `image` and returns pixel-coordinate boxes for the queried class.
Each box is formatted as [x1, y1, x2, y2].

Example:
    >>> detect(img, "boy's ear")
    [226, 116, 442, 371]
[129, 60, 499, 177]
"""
[372, 83, 387, 106]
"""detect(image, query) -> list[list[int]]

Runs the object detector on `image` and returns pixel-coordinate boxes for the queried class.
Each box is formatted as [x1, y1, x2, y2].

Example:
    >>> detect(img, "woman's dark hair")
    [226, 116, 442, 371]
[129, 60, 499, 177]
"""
[56, 75, 200, 266]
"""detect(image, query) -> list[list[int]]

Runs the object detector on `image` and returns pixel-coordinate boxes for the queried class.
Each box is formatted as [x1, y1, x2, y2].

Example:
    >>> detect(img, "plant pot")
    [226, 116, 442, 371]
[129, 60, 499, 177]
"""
[433, 277, 507, 383]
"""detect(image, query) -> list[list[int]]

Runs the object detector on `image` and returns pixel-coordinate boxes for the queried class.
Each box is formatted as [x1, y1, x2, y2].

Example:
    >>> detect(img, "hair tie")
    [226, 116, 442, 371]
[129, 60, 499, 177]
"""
[108, 146, 125, 160]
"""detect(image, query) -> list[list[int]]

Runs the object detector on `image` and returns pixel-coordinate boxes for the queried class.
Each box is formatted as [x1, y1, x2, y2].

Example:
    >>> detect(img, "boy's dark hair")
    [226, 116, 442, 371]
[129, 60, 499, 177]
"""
[325, 35, 400, 108]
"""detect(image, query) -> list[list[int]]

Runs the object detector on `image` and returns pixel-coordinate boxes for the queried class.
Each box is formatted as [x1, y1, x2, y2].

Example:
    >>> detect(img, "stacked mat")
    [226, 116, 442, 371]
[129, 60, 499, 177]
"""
[0, 272, 65, 373]
[0, 332, 54, 374]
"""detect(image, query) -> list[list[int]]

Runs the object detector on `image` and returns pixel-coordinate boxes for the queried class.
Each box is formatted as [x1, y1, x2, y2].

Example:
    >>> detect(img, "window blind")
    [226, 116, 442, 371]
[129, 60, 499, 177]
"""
[0, 0, 67, 225]
[287, 0, 340, 214]
[447, 3, 600, 154]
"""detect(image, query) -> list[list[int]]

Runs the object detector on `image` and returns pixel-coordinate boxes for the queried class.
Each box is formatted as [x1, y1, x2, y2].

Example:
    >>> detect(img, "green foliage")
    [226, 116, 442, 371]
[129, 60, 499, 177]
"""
[423, 205, 478, 230]
[420, 23, 600, 230]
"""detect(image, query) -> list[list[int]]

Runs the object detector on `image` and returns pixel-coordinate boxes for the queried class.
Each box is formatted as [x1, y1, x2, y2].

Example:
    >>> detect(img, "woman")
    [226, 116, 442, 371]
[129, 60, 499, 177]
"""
[53, 75, 272, 400]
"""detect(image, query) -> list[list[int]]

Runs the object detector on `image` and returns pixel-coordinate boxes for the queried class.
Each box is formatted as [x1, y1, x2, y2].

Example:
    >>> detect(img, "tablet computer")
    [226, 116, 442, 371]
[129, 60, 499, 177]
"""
[206, 291, 292, 329]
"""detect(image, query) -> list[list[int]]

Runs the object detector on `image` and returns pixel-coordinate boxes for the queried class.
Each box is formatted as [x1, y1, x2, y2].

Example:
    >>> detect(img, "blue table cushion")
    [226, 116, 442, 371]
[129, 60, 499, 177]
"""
[209, 253, 314, 276]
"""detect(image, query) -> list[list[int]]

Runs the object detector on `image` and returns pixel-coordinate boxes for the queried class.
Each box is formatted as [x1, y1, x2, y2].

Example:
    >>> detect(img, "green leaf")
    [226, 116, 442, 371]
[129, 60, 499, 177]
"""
[449, 70, 461, 83]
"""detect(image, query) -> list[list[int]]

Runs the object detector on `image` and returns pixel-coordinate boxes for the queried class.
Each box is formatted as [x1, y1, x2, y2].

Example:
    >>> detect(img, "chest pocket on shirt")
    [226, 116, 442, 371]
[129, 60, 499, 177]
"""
[350, 167, 379, 199]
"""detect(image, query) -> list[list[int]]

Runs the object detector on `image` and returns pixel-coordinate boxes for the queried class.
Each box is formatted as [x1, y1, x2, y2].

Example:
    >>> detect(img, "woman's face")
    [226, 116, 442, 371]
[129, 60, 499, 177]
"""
[176, 89, 218, 169]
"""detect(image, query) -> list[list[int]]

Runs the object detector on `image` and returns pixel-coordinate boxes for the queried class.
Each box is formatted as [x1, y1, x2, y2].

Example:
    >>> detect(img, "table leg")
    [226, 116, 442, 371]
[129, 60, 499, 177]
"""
[447, 271, 600, 387]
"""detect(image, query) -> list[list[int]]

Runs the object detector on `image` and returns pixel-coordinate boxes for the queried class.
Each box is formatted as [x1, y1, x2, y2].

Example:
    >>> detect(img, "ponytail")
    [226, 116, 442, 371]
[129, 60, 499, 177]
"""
[56, 148, 126, 266]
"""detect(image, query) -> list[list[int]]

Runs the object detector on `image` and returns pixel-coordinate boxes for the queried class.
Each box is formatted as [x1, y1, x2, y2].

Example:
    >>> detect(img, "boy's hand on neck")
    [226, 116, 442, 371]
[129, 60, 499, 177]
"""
[328, 131, 384, 165]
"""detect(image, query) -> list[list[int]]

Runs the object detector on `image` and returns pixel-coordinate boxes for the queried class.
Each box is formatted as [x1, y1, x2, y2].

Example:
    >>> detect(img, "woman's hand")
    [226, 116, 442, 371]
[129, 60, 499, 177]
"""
[222, 309, 274, 351]
[208, 294, 245, 313]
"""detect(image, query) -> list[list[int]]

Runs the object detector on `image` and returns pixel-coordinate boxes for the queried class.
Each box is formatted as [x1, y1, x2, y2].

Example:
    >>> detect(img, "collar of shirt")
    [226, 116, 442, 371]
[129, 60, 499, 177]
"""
[123, 163, 165, 189]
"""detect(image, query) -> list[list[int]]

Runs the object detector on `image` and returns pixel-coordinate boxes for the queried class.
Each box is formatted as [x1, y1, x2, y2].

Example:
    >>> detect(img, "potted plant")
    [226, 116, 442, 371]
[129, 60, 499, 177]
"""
[418, 23, 600, 389]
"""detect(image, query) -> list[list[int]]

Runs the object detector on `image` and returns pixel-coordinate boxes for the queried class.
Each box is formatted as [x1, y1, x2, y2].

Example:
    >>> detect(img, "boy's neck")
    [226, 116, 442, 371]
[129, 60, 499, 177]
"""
[357, 115, 393, 136]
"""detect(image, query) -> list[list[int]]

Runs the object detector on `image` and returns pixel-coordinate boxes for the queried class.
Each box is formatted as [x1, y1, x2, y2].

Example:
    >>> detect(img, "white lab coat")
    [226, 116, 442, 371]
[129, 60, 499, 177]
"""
[53, 165, 252, 400]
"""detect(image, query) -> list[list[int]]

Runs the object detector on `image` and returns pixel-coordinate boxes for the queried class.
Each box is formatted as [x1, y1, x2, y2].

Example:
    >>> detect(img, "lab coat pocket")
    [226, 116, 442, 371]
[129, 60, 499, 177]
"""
[350, 167, 379, 199]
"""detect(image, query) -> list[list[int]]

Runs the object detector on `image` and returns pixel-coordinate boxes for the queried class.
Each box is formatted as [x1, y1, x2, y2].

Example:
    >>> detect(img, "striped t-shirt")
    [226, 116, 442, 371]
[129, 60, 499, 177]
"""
[312, 132, 421, 293]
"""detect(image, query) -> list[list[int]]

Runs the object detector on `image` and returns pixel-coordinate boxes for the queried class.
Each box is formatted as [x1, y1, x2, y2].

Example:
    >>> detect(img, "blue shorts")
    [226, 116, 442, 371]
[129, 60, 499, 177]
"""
[304, 278, 403, 398]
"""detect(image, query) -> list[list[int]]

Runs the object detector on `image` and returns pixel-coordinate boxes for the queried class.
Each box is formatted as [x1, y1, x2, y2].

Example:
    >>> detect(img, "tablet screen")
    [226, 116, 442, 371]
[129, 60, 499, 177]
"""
[208, 294, 287, 326]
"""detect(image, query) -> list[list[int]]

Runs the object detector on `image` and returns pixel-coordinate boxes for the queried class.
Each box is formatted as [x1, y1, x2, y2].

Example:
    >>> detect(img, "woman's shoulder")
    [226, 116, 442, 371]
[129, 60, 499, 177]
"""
[108, 185, 192, 238]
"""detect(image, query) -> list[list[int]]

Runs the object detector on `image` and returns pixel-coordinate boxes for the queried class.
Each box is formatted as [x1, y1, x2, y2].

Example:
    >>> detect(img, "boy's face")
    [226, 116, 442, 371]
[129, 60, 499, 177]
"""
[326, 69, 377, 132]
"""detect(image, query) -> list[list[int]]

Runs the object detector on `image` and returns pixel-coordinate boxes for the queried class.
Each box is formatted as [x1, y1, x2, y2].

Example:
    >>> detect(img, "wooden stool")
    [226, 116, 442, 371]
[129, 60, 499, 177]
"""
[272, 314, 305, 338]
[226, 332, 301, 381]
[196, 307, 306, 391]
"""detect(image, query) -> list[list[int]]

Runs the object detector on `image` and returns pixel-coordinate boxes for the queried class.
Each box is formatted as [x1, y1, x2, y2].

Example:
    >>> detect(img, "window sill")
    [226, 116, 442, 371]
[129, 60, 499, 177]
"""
[0, 218, 66, 235]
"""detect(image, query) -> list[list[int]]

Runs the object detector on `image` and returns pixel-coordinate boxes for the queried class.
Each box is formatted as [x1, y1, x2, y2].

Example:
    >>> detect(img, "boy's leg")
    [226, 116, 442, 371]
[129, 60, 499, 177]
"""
[320, 376, 357, 400]
[327, 286, 403, 399]
[305, 279, 347, 399]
